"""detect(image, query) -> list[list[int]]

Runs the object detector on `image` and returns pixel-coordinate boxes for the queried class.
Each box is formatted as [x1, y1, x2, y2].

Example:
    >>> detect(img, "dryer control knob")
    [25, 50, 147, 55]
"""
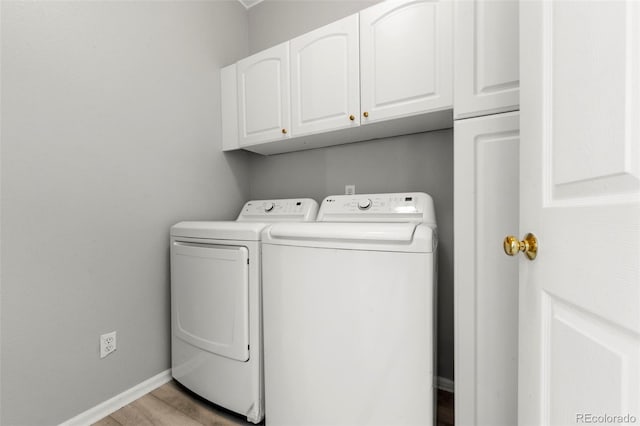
[358, 199, 372, 210]
[265, 202, 275, 212]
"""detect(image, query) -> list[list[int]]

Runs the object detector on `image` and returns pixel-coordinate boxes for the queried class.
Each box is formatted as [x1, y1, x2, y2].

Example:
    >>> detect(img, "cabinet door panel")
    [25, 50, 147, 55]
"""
[291, 14, 360, 136]
[454, 112, 519, 426]
[360, 0, 452, 123]
[237, 42, 290, 146]
[454, 0, 519, 119]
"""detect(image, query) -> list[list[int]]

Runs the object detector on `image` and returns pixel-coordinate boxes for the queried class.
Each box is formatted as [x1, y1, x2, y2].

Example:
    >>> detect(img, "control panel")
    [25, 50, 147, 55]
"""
[317, 193, 436, 225]
[237, 198, 319, 222]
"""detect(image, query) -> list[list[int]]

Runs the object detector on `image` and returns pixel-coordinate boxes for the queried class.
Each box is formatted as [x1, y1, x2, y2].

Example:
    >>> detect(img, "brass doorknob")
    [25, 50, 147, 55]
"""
[281, 128, 287, 134]
[503, 233, 538, 260]
[349, 114, 355, 121]
[363, 111, 369, 118]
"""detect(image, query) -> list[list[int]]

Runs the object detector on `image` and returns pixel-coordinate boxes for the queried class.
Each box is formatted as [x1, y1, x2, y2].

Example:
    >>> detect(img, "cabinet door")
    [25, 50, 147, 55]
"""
[290, 14, 360, 137]
[454, 0, 519, 119]
[360, 0, 452, 124]
[454, 112, 519, 426]
[237, 42, 290, 146]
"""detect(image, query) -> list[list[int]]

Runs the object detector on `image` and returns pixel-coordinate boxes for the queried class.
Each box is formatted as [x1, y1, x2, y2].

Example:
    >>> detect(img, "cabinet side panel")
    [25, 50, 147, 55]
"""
[221, 64, 239, 151]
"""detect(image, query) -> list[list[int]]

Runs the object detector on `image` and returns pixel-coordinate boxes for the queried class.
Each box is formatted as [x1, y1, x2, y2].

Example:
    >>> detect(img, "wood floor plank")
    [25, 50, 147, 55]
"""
[151, 381, 250, 426]
[437, 390, 455, 426]
[91, 415, 122, 426]
[132, 394, 205, 426]
[109, 401, 156, 426]
[109, 394, 202, 426]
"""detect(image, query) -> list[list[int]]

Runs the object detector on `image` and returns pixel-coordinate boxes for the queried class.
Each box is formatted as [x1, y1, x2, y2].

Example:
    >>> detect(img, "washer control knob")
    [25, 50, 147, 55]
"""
[358, 199, 372, 210]
[264, 202, 275, 212]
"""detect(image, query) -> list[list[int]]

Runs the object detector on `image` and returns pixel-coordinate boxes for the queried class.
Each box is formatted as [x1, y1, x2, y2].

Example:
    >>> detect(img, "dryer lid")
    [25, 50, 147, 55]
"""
[171, 221, 268, 241]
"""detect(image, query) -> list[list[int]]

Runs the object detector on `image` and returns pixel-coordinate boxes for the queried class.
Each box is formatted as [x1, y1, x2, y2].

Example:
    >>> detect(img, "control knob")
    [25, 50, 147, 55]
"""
[357, 199, 372, 210]
[264, 202, 275, 212]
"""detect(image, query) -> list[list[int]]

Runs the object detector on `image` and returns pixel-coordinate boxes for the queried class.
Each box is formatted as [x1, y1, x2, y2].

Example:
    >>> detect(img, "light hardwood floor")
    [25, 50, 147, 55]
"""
[93, 380, 454, 426]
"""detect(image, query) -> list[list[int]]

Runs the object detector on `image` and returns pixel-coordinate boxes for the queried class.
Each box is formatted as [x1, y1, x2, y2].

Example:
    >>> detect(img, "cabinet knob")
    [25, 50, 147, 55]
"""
[349, 114, 355, 121]
[363, 111, 369, 118]
[281, 128, 287, 134]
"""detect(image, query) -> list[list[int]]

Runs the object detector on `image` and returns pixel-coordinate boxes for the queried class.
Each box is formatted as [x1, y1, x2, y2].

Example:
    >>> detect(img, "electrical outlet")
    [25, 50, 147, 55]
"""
[345, 184, 355, 195]
[100, 331, 117, 358]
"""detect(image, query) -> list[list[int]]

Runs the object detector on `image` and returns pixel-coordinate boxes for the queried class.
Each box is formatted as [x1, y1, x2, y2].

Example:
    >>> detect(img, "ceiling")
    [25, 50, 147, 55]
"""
[238, 0, 264, 9]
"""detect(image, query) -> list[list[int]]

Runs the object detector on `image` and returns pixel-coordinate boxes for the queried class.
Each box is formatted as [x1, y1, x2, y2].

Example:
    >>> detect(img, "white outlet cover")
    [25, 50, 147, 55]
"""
[100, 331, 117, 358]
[345, 185, 356, 195]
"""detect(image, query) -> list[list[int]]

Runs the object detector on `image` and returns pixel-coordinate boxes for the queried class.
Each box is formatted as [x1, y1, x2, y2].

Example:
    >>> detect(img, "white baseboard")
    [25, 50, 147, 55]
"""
[437, 376, 455, 393]
[59, 369, 172, 426]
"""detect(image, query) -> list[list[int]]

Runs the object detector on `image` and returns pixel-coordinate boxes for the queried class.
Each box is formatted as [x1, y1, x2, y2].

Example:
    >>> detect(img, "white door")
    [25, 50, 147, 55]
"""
[359, 0, 452, 124]
[290, 14, 360, 137]
[237, 42, 290, 146]
[518, 2, 640, 425]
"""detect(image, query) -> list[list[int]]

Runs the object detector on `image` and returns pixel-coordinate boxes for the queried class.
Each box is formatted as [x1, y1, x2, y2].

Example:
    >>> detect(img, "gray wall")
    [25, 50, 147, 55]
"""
[247, 0, 455, 382]
[248, 0, 383, 53]
[0, 1, 249, 424]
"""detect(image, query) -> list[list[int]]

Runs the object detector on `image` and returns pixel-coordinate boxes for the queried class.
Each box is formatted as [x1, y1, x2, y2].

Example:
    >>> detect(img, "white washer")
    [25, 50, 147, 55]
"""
[170, 199, 318, 423]
[262, 193, 437, 426]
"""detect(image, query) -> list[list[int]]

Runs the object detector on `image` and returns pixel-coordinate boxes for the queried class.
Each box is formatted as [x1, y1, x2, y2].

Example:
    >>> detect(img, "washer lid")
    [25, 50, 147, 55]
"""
[263, 222, 436, 253]
[171, 221, 268, 241]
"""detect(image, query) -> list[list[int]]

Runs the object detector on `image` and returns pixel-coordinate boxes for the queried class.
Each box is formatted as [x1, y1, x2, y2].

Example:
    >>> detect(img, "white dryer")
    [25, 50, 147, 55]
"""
[170, 199, 318, 423]
[261, 193, 437, 426]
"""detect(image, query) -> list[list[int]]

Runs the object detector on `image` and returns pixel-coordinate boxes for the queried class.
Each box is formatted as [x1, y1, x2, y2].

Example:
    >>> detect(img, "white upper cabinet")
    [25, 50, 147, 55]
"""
[237, 42, 291, 146]
[290, 14, 360, 137]
[454, 0, 519, 119]
[225, 0, 455, 155]
[360, 0, 453, 124]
